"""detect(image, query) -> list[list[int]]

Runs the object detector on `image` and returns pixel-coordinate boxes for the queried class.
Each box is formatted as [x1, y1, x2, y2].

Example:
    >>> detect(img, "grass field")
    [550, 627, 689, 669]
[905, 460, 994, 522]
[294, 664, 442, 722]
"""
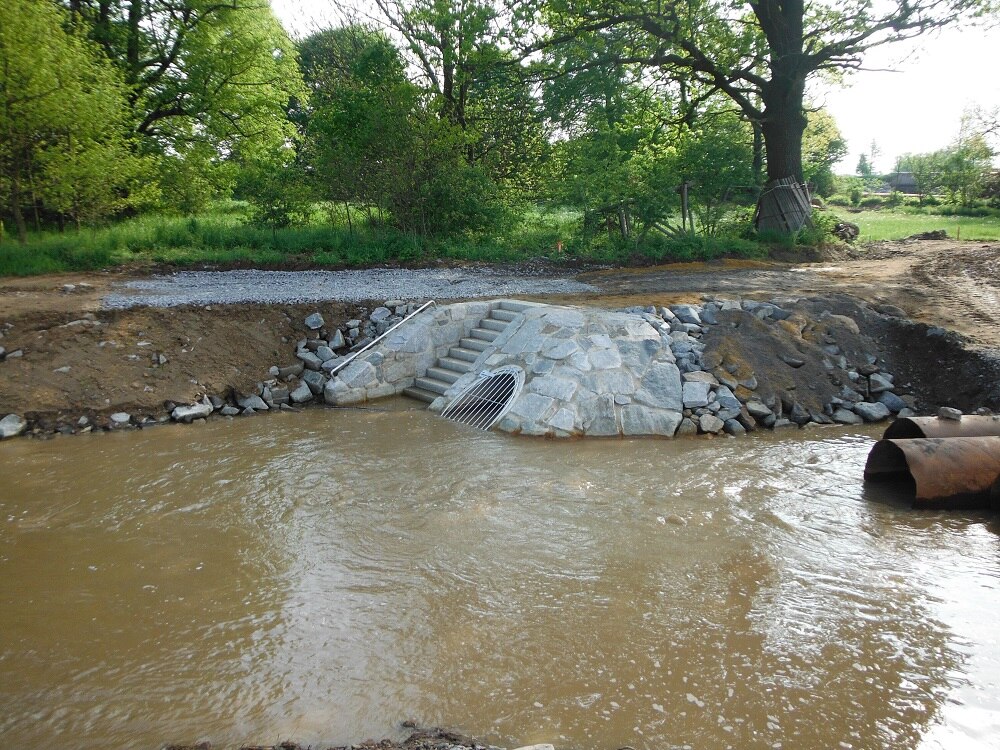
[3, 204, 998, 277]
[0, 203, 762, 277]
[847, 210, 1000, 242]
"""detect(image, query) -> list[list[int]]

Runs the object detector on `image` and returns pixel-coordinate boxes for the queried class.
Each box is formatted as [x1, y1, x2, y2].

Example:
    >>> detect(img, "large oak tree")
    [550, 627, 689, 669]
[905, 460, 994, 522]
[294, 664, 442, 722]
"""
[533, 0, 991, 231]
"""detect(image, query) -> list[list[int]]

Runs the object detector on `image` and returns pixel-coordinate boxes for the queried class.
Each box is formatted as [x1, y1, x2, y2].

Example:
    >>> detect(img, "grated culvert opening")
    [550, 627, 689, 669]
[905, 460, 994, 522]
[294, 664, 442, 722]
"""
[440, 366, 525, 430]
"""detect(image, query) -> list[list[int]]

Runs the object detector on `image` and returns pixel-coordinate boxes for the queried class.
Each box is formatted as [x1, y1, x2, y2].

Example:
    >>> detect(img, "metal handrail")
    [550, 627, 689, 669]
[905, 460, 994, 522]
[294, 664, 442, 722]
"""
[327, 300, 437, 378]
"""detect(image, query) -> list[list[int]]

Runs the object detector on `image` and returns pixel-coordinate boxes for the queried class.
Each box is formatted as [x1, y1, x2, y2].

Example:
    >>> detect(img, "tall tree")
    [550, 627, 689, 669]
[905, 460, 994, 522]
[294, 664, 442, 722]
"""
[0, 0, 142, 241]
[64, 1, 305, 161]
[371, 0, 548, 187]
[532, 0, 990, 232]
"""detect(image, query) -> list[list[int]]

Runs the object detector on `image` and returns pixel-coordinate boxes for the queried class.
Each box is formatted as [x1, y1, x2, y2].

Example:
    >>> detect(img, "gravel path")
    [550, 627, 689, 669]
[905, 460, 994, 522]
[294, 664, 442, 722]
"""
[102, 268, 597, 308]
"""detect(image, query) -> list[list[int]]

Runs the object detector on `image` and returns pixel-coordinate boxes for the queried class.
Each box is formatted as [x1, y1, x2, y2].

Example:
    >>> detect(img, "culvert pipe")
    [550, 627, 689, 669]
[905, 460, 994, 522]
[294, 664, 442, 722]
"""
[882, 415, 1000, 440]
[864, 436, 1000, 508]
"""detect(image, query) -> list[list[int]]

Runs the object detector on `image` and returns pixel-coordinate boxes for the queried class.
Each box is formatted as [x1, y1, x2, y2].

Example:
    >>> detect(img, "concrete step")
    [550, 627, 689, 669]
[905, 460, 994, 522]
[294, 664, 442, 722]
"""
[402, 386, 438, 404]
[449, 346, 480, 363]
[461, 337, 491, 352]
[413, 376, 450, 395]
[499, 300, 538, 313]
[439, 356, 474, 373]
[479, 318, 508, 333]
[470, 327, 499, 342]
[427, 366, 461, 384]
[491, 308, 519, 322]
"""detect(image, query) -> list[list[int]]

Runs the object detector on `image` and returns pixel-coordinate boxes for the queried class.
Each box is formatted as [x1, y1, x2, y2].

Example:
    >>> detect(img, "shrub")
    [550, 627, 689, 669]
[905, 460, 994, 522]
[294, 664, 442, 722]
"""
[714, 206, 757, 239]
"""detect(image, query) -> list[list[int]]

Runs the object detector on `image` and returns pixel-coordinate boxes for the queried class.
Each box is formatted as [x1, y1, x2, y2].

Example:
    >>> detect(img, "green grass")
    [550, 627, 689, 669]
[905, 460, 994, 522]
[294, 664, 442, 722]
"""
[1, 202, 760, 277]
[14, 201, 988, 278]
[844, 210, 1000, 242]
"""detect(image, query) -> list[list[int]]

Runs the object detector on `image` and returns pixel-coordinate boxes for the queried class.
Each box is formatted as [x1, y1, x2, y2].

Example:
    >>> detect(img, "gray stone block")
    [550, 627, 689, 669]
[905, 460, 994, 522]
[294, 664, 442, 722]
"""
[635, 362, 683, 411]
[682, 380, 711, 409]
[855, 401, 891, 422]
[528, 375, 578, 402]
[290, 382, 313, 403]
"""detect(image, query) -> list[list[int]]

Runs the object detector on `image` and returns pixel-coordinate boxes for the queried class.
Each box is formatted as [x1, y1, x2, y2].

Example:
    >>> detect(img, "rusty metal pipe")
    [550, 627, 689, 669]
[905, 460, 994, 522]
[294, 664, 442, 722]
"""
[882, 415, 1000, 440]
[864, 436, 1000, 508]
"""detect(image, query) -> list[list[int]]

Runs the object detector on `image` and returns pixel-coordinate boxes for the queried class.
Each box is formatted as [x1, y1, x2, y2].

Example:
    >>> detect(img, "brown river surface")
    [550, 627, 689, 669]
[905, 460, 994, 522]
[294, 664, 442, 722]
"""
[2, 402, 999, 750]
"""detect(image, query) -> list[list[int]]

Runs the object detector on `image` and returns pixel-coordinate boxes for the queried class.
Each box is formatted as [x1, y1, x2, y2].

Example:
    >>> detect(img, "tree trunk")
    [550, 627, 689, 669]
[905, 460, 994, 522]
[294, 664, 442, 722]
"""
[750, 0, 813, 234]
[755, 64, 811, 233]
[10, 171, 28, 243]
[751, 120, 764, 186]
[126, 0, 143, 87]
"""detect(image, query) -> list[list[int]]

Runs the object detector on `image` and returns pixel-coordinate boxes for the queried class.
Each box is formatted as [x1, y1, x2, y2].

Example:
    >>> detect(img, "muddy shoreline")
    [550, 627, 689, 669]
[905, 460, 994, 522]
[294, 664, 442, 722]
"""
[1, 239, 999, 435]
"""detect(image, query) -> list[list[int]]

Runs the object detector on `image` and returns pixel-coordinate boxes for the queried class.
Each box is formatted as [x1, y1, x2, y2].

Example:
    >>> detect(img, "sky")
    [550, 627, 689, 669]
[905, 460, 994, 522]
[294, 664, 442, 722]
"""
[270, 1, 1000, 174]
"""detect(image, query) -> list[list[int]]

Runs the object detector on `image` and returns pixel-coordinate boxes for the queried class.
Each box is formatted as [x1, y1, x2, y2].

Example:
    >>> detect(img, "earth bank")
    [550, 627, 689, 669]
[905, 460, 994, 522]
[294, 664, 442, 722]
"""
[1, 240, 999, 437]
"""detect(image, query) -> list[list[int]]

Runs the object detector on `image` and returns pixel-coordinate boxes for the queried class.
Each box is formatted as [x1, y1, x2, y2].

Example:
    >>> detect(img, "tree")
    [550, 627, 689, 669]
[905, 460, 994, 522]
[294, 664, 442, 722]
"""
[64, 0, 306, 204]
[532, 0, 990, 233]
[801, 108, 846, 197]
[300, 24, 513, 236]
[941, 129, 994, 206]
[897, 151, 945, 203]
[0, 0, 144, 241]
[299, 25, 420, 227]
[371, 0, 548, 188]
[897, 116, 996, 206]
[856, 153, 872, 177]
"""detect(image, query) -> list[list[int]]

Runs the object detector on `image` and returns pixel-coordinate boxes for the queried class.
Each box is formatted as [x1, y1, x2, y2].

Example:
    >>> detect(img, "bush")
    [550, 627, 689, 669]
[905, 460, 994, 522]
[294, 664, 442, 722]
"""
[714, 206, 756, 239]
[238, 154, 315, 231]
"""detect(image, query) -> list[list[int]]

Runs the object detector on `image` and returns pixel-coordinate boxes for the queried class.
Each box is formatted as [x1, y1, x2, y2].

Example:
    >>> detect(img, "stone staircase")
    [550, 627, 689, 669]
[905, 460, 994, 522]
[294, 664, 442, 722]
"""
[402, 300, 534, 404]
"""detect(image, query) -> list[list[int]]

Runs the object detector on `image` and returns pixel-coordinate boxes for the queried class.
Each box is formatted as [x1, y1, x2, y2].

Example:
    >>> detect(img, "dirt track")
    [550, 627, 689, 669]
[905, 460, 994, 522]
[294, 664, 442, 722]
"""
[0, 239, 997, 424]
[572, 239, 1000, 351]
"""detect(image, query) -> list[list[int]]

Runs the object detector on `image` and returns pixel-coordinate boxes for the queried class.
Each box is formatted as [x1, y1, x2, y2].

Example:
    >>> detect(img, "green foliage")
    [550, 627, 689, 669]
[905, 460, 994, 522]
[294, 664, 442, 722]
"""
[715, 206, 757, 239]
[896, 117, 996, 207]
[300, 23, 517, 236]
[66, 0, 306, 161]
[238, 149, 315, 230]
[0, 0, 145, 239]
[154, 149, 231, 216]
[802, 109, 847, 197]
[856, 153, 873, 177]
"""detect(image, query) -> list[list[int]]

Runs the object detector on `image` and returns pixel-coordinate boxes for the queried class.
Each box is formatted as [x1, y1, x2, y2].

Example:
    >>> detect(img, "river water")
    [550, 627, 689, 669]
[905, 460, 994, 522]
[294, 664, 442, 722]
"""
[2, 403, 998, 750]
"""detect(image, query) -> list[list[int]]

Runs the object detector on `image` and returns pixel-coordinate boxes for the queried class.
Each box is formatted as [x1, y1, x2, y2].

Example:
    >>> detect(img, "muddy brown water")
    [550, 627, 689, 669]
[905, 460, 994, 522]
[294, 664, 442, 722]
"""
[2, 402, 999, 750]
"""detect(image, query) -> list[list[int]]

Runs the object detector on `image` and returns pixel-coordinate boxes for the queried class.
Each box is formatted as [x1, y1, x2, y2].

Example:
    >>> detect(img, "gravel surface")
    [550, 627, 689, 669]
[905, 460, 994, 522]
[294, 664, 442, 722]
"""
[102, 268, 597, 308]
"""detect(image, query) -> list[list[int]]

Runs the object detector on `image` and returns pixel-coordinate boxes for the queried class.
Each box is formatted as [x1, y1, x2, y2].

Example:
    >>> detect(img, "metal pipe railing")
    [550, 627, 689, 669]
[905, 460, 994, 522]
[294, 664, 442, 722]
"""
[327, 300, 437, 378]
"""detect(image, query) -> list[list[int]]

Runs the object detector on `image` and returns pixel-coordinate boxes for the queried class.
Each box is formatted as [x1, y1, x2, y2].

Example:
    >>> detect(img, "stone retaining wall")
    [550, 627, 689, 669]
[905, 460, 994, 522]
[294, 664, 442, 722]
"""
[322, 301, 492, 405]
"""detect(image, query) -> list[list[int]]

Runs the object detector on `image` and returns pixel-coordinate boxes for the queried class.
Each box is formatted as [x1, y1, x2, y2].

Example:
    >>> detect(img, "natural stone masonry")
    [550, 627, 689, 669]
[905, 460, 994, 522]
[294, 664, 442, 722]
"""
[322, 301, 494, 406]
[281, 296, 967, 439]
[431, 304, 684, 438]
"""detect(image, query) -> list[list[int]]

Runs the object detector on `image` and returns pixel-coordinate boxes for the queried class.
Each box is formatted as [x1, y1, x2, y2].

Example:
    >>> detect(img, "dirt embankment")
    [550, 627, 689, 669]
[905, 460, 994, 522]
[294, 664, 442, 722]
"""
[1, 238, 998, 432]
[0, 272, 366, 430]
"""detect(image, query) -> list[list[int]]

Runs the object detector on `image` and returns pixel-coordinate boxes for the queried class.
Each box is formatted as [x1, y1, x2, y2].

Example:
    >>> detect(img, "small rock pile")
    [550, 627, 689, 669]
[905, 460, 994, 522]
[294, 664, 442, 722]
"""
[620, 296, 917, 436]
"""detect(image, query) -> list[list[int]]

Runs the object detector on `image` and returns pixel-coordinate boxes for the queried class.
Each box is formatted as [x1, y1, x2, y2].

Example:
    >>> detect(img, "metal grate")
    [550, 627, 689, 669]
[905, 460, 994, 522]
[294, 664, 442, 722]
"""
[440, 366, 524, 430]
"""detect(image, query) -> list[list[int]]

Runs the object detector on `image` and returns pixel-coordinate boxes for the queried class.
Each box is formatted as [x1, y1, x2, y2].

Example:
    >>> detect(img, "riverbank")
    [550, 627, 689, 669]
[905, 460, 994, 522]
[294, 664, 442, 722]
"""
[1, 239, 998, 437]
